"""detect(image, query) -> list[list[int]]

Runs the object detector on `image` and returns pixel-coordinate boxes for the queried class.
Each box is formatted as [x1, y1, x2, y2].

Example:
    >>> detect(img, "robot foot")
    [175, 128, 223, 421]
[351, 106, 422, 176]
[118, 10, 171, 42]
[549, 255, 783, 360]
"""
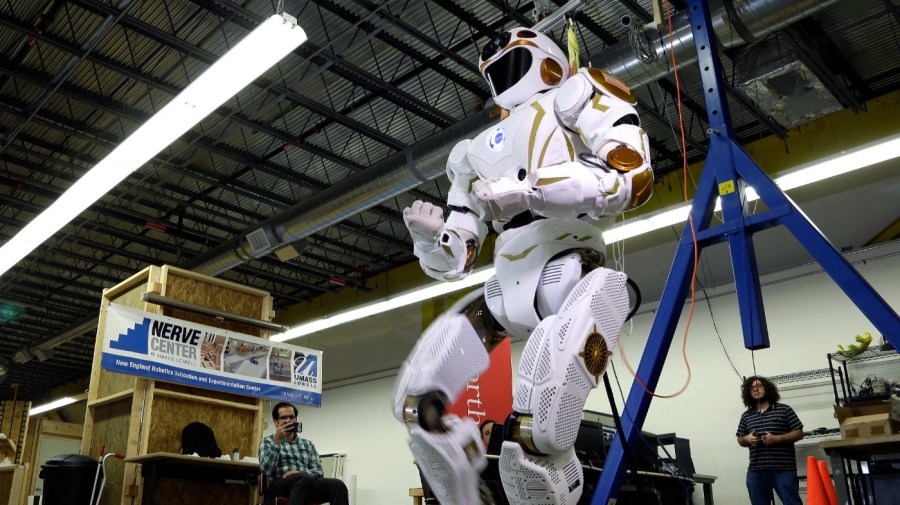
[409, 415, 486, 505]
[499, 442, 583, 505]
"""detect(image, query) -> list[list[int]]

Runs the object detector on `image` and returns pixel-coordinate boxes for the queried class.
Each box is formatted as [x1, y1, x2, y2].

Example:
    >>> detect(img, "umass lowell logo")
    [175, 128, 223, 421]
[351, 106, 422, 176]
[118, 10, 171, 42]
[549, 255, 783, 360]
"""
[110, 317, 151, 354]
[293, 352, 318, 385]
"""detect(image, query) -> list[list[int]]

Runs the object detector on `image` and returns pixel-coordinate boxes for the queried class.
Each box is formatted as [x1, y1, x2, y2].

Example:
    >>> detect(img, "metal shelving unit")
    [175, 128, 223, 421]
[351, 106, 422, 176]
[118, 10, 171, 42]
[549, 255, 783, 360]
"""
[827, 346, 899, 406]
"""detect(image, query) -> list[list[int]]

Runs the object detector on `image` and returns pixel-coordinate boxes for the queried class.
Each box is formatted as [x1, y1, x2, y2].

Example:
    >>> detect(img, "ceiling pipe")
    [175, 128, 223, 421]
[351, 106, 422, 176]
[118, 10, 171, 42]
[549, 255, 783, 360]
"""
[593, 0, 839, 88]
[185, 105, 500, 275]
[23, 0, 837, 359]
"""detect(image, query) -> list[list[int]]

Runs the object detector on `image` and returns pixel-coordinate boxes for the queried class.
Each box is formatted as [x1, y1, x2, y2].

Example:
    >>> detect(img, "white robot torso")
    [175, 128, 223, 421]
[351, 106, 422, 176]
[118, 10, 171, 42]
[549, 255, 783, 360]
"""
[447, 70, 651, 340]
[466, 90, 578, 183]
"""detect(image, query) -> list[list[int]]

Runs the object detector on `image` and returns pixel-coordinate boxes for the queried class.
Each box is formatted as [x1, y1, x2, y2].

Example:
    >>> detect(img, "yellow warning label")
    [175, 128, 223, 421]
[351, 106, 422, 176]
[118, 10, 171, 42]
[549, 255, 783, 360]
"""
[718, 180, 736, 195]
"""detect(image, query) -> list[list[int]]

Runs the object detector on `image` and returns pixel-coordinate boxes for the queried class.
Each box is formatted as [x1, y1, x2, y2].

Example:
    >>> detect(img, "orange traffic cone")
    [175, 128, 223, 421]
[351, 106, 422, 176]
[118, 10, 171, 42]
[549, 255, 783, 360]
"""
[806, 456, 828, 505]
[818, 460, 837, 505]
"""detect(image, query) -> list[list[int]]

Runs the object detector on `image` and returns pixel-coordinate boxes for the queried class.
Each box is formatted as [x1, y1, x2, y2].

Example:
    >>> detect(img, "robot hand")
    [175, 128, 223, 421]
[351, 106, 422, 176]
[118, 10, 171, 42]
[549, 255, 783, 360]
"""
[473, 177, 534, 221]
[404, 201, 444, 245]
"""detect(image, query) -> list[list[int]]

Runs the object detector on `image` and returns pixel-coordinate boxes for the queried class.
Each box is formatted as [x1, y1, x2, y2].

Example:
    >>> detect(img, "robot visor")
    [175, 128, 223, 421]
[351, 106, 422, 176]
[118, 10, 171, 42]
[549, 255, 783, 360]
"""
[483, 47, 533, 97]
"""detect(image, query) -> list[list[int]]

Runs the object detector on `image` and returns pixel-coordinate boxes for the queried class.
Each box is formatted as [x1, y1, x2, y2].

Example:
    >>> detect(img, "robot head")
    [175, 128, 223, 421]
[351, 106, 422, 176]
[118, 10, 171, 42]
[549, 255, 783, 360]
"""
[479, 28, 570, 109]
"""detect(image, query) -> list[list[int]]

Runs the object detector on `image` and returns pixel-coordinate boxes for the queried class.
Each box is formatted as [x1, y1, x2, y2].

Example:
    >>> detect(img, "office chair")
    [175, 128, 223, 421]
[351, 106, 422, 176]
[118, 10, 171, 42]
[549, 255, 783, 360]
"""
[259, 475, 322, 505]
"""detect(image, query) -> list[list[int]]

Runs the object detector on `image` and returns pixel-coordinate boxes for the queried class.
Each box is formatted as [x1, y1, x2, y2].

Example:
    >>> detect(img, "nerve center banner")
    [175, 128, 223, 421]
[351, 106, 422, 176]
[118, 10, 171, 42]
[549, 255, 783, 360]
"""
[101, 303, 322, 407]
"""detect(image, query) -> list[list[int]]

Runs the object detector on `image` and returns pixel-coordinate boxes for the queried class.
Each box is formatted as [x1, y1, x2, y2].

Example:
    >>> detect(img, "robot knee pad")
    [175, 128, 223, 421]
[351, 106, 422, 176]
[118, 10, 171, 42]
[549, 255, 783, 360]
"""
[576, 267, 630, 350]
[499, 441, 583, 505]
[410, 416, 486, 505]
[393, 312, 490, 424]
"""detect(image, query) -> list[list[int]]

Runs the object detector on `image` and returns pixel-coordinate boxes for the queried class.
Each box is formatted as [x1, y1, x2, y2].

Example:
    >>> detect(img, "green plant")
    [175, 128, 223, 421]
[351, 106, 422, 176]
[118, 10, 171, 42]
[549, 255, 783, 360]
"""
[837, 332, 873, 356]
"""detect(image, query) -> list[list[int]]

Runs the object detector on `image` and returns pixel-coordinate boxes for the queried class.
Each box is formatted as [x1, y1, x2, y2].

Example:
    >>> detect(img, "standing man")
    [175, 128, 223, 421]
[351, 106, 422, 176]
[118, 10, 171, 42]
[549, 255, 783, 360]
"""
[736, 376, 804, 505]
[259, 401, 348, 505]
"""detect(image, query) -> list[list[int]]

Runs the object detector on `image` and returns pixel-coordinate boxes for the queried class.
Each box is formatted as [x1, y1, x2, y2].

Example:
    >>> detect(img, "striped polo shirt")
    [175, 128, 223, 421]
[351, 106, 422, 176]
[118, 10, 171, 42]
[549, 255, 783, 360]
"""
[736, 402, 803, 471]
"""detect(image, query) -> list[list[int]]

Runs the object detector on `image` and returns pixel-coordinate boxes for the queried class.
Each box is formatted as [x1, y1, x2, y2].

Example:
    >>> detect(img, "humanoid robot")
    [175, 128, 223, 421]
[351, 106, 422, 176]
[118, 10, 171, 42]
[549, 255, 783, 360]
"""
[393, 27, 653, 505]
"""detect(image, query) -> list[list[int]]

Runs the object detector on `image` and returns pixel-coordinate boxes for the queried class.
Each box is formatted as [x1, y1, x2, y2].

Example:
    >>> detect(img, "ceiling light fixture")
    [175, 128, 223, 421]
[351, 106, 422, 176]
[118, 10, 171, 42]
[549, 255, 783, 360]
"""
[271, 268, 494, 342]
[0, 13, 308, 278]
[274, 132, 900, 342]
[604, 131, 900, 243]
[29, 393, 88, 416]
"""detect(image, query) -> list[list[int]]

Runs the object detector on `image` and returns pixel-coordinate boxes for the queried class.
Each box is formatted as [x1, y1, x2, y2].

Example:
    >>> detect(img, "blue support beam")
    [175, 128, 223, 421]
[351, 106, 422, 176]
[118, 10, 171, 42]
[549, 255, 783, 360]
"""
[590, 1, 900, 504]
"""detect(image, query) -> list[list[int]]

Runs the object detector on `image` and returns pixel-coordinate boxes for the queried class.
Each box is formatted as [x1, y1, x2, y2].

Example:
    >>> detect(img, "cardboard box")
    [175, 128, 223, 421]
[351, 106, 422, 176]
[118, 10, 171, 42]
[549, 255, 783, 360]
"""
[840, 413, 893, 438]
[834, 400, 900, 439]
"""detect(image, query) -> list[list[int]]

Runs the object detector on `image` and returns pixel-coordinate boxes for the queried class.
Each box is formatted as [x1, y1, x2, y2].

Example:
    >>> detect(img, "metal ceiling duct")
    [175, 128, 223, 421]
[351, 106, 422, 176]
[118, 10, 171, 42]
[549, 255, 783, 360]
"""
[23, 0, 840, 358]
[185, 105, 499, 275]
[593, 0, 838, 88]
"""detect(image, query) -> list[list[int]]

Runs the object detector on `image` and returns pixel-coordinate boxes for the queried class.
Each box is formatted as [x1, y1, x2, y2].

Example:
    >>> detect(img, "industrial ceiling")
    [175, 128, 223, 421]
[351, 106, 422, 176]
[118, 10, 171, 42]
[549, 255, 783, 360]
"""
[1, 0, 899, 401]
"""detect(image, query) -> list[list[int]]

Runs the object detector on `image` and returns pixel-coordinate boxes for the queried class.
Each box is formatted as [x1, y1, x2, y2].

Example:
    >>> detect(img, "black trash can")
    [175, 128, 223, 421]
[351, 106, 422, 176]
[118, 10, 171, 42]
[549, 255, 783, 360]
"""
[39, 454, 98, 505]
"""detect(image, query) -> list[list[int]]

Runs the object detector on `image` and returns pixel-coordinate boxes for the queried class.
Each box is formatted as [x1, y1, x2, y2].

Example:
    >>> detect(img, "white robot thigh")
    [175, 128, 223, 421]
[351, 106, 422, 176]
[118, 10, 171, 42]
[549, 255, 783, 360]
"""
[393, 311, 490, 423]
[393, 292, 494, 505]
[511, 267, 630, 456]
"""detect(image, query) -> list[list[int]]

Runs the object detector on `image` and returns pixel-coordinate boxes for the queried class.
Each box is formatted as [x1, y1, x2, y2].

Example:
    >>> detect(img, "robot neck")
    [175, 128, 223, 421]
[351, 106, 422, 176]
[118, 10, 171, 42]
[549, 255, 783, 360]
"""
[507, 89, 553, 112]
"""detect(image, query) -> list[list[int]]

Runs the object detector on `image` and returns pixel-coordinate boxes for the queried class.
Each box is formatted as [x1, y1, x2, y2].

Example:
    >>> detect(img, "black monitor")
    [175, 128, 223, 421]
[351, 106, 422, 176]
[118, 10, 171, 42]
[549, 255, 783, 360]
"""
[579, 411, 661, 472]
[574, 419, 612, 466]
[632, 431, 659, 472]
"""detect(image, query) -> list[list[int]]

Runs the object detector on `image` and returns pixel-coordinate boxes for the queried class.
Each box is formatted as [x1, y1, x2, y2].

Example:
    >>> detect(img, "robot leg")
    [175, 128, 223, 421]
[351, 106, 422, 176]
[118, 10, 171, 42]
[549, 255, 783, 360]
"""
[393, 291, 491, 505]
[500, 441, 582, 505]
[500, 268, 630, 505]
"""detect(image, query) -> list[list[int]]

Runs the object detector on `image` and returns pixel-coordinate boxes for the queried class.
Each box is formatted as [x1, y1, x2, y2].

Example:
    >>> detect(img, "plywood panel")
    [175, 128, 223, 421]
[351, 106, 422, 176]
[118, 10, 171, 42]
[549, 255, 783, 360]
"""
[146, 396, 257, 458]
[89, 399, 131, 505]
[154, 382, 257, 406]
[145, 478, 252, 505]
[160, 267, 268, 338]
[0, 465, 24, 505]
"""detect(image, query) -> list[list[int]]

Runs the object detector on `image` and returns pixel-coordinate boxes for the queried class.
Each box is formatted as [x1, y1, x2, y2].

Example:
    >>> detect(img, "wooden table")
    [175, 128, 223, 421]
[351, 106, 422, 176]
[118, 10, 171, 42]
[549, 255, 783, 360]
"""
[125, 452, 260, 505]
[820, 433, 900, 505]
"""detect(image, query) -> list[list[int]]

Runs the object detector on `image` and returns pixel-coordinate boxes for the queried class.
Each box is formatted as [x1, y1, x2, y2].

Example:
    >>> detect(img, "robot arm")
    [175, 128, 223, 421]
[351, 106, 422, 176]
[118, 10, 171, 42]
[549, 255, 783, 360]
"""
[405, 140, 489, 281]
[548, 67, 654, 215]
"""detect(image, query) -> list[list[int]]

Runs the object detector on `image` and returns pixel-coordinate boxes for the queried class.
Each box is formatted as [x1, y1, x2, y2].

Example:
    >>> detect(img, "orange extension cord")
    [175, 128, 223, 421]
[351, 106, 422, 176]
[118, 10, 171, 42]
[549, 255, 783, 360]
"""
[617, 0, 698, 399]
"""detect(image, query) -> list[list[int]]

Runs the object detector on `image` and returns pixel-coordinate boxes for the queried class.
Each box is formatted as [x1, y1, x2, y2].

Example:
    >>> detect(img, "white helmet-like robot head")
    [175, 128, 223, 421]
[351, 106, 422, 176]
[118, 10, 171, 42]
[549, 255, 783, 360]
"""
[479, 27, 570, 110]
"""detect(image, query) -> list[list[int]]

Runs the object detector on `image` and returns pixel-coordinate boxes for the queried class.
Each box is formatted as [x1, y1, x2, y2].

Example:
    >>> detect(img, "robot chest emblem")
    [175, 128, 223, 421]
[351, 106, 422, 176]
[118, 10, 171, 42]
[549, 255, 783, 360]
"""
[487, 126, 505, 151]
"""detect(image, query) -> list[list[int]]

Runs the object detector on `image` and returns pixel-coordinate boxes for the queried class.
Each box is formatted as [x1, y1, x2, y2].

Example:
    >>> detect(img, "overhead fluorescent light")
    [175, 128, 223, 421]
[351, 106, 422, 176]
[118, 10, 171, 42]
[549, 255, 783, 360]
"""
[271, 268, 494, 342]
[29, 394, 87, 416]
[275, 132, 900, 341]
[606, 131, 900, 242]
[0, 13, 308, 278]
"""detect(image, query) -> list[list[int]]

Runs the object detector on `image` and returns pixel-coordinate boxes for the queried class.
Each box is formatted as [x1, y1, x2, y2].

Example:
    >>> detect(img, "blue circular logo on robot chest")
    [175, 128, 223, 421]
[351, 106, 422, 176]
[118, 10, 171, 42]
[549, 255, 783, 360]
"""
[487, 127, 505, 151]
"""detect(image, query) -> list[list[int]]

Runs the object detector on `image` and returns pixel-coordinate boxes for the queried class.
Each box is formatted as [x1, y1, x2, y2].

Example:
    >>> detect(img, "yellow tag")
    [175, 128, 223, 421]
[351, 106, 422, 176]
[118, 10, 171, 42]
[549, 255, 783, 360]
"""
[567, 18, 579, 75]
[718, 180, 736, 195]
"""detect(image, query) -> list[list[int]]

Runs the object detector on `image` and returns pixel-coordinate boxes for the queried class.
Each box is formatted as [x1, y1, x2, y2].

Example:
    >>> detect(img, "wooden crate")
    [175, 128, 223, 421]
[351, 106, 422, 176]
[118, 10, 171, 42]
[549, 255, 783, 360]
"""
[83, 265, 272, 505]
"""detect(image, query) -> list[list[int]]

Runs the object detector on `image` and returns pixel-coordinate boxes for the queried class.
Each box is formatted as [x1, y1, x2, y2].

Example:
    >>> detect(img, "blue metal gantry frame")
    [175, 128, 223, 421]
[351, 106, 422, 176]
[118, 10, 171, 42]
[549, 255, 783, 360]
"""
[591, 0, 900, 503]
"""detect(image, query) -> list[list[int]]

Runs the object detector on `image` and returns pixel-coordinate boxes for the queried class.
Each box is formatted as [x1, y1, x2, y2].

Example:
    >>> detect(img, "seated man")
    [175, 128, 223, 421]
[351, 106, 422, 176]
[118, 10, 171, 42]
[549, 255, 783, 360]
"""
[259, 401, 349, 505]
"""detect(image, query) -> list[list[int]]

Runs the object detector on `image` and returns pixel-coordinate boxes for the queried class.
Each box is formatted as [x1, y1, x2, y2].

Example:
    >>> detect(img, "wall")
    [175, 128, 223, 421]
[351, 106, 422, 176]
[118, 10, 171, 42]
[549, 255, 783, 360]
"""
[294, 247, 900, 505]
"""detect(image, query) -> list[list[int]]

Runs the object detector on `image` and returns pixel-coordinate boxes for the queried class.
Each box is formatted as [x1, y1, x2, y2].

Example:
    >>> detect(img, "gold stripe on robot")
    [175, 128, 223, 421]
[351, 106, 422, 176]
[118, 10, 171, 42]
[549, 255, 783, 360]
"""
[500, 245, 538, 262]
[528, 102, 545, 171]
